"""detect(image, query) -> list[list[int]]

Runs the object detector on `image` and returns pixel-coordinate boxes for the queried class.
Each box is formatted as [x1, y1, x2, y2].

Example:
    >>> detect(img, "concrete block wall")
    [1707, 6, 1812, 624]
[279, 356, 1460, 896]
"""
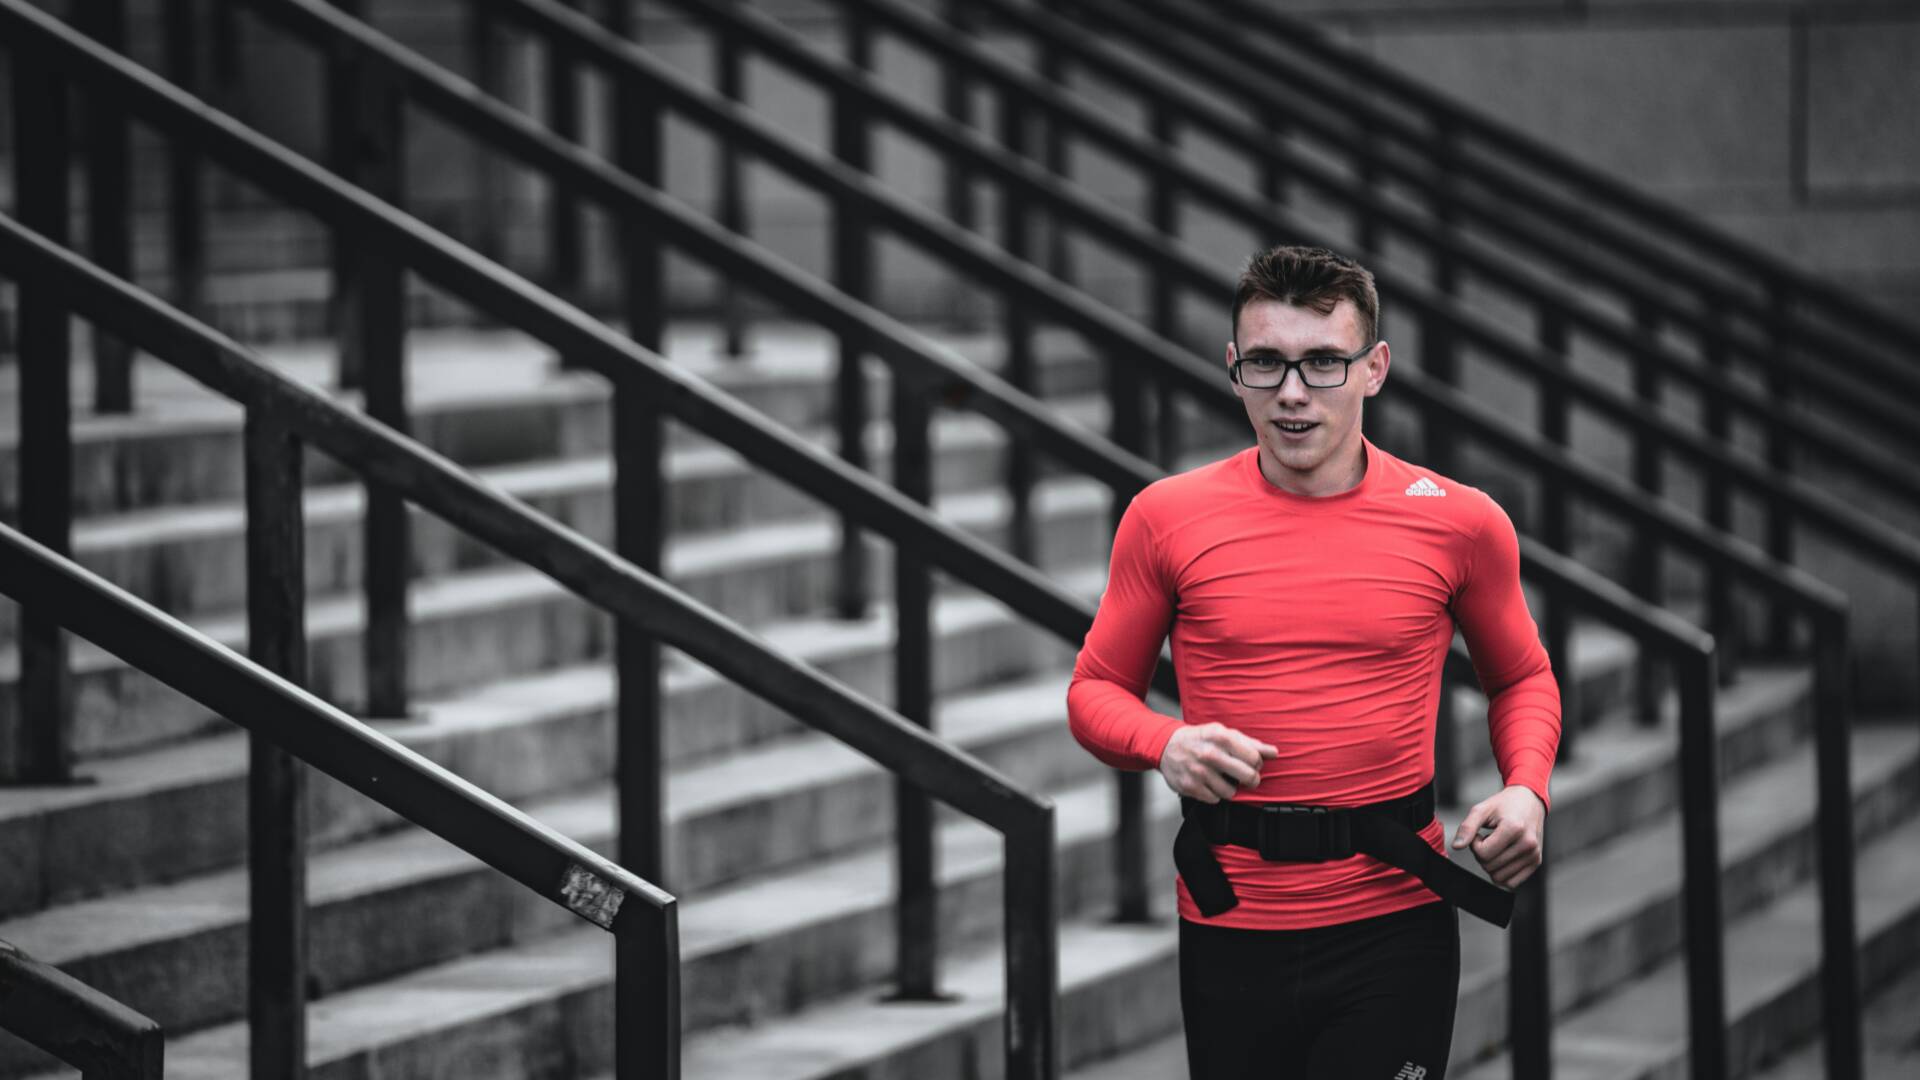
[2, 1, 1914, 325]
[1275, 0, 1920, 317]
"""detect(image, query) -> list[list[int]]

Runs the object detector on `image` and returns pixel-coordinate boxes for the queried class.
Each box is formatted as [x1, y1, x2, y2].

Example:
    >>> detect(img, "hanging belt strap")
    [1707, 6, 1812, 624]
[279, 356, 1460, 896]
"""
[1174, 782, 1515, 928]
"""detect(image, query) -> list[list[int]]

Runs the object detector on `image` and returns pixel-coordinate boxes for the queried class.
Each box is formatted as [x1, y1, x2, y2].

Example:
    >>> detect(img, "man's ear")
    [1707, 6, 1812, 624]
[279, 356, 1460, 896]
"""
[1363, 342, 1392, 397]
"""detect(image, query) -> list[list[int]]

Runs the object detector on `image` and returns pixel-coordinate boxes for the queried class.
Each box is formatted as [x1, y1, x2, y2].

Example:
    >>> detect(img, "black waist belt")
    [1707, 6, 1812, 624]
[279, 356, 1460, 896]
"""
[1174, 783, 1514, 928]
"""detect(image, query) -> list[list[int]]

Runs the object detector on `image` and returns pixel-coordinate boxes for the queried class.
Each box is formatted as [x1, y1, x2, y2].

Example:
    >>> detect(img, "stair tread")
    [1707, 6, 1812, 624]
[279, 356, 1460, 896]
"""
[1458, 776, 1920, 1080]
[24, 775, 1178, 1079]
[0, 663, 1087, 963]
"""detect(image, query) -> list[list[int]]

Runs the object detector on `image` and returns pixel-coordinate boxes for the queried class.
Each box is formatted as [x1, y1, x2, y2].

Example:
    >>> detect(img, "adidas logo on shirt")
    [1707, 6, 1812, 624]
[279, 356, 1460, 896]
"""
[1404, 477, 1446, 497]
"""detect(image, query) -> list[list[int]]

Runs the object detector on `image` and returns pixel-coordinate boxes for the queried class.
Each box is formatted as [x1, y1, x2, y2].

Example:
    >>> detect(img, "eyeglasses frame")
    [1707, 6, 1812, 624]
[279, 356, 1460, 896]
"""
[1229, 340, 1380, 390]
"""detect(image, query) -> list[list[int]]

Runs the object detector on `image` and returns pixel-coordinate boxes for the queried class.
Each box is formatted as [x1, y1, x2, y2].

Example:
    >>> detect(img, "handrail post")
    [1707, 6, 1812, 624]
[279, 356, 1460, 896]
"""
[163, 0, 207, 322]
[1630, 305, 1665, 725]
[1036, 1, 1070, 286]
[890, 376, 942, 1001]
[329, 28, 414, 720]
[715, 0, 748, 358]
[832, 7, 875, 621]
[1764, 284, 1798, 654]
[1259, 111, 1289, 209]
[1508, 857, 1551, 1080]
[546, 0, 583, 304]
[467, 0, 505, 260]
[78, 0, 134, 415]
[244, 404, 312, 1080]
[1699, 302, 1740, 683]
[615, 905, 682, 1080]
[5, 48, 77, 785]
[1145, 102, 1178, 471]
[609, 17, 675, 1074]
[1003, 814, 1060, 1080]
[1811, 608, 1863, 1080]
[998, 84, 1038, 565]
[940, 0, 979, 330]
[1675, 646, 1727, 1080]
[1538, 311, 1577, 752]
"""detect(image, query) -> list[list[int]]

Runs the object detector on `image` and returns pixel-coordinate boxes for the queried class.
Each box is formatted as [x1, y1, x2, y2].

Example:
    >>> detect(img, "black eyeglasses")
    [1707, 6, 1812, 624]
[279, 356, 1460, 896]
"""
[1230, 341, 1377, 390]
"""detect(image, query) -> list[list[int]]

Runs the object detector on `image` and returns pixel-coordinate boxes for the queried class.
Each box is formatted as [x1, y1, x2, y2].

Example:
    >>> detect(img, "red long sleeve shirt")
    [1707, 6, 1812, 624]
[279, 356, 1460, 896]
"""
[1067, 438, 1561, 929]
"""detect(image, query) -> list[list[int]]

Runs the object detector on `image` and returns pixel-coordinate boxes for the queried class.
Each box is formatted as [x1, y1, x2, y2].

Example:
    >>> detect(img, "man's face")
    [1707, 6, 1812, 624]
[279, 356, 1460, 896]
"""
[1227, 297, 1390, 486]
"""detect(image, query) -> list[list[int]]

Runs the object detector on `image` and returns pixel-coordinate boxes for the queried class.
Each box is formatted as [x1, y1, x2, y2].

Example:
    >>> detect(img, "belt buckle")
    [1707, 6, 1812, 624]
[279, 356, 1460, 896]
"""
[1254, 804, 1354, 862]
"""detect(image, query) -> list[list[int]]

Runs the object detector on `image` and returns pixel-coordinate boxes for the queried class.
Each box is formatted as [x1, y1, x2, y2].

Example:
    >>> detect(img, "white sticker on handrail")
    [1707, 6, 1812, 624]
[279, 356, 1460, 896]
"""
[560, 863, 627, 929]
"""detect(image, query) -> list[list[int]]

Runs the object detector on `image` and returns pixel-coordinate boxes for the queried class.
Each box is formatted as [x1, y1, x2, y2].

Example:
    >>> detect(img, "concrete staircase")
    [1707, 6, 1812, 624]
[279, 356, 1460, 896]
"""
[1, 323, 1914, 1078]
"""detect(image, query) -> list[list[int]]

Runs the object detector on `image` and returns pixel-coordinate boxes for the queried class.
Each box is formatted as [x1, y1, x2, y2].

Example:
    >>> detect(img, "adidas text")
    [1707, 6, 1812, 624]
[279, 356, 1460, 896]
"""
[1404, 477, 1447, 497]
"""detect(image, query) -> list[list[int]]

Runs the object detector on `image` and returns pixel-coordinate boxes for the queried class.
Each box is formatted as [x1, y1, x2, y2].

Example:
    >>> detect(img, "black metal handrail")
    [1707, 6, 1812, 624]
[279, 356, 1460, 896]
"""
[0, 938, 163, 1080]
[571, 3, 1868, 1078]
[16, 3, 1866, 1077]
[223, 19, 1839, 1080]
[1075, 0, 1920, 446]
[587, 4, 1873, 1068]
[0, 206, 1061, 1077]
[744, 0, 1920, 699]
[1184, 0, 1920, 369]
[0, 5, 1060, 1074]
[952, 0, 1920, 486]
[226, 0, 1151, 1016]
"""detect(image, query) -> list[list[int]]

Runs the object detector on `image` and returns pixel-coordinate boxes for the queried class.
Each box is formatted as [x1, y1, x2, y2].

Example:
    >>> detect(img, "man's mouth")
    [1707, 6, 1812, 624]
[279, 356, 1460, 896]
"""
[1274, 420, 1318, 435]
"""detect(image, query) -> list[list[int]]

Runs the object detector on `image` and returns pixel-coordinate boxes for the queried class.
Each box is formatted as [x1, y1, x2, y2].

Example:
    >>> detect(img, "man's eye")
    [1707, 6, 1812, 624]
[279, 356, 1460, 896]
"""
[1304, 357, 1344, 371]
[1248, 358, 1283, 369]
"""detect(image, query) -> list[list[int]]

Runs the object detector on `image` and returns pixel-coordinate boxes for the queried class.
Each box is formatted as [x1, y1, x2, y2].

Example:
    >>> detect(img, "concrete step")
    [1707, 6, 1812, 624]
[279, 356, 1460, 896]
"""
[0, 594, 1648, 924]
[1751, 959, 1920, 1079]
[3, 660, 1833, 1078]
[0, 398, 1128, 642]
[0, 474, 1115, 763]
[0, 670, 1161, 1076]
[5, 771, 1187, 1080]
[667, 725, 1920, 1080]
[1456, 753, 1920, 1080]
[0, 323, 1110, 519]
[0, 564, 1108, 921]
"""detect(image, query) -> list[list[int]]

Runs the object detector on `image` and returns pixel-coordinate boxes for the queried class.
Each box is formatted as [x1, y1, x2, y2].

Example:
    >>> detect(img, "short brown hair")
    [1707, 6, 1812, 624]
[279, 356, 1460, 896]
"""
[1231, 245, 1379, 345]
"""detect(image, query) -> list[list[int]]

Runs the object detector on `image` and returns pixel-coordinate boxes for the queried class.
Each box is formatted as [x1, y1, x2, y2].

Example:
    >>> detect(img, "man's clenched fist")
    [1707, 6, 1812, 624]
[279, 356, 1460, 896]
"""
[1157, 723, 1279, 802]
[1452, 784, 1546, 889]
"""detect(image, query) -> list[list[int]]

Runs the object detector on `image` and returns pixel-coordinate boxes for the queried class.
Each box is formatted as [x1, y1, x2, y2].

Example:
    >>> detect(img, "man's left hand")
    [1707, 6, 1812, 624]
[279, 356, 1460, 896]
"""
[1452, 785, 1545, 889]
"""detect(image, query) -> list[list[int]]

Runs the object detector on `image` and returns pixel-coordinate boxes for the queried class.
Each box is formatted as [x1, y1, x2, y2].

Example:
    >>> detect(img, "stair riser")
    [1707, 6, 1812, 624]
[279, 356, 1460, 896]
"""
[2, 490, 1107, 763]
[1450, 736, 1920, 1068]
[6, 418, 1128, 644]
[1696, 906, 1920, 1080]
[0, 606, 1077, 920]
[1543, 676, 1813, 859]
[0, 605, 1664, 926]
[1, 803, 1184, 1080]
[0, 339, 1116, 520]
[10, 676, 1832, 1077]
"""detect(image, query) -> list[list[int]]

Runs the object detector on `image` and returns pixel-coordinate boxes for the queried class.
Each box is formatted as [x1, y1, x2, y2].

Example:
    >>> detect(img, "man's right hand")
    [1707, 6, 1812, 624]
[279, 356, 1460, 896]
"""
[1157, 723, 1279, 802]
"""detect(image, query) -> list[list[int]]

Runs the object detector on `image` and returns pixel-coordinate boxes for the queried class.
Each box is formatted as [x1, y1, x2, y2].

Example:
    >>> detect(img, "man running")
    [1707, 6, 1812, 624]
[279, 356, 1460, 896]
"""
[1067, 245, 1561, 1078]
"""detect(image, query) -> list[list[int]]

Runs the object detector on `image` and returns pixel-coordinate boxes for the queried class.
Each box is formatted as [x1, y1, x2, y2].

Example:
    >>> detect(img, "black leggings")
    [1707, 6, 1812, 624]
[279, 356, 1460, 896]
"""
[1179, 901, 1461, 1080]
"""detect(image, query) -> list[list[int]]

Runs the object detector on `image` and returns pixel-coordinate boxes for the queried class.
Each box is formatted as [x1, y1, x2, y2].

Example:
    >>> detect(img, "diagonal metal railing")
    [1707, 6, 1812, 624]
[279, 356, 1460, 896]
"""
[525, 1, 1870, 1076]
[0, 200, 1060, 1078]
[0, 938, 163, 1080]
[0, 6, 1061, 1075]
[471, 1, 1867, 1076]
[1179, 0, 1920, 378]
[12, 0, 1870, 1075]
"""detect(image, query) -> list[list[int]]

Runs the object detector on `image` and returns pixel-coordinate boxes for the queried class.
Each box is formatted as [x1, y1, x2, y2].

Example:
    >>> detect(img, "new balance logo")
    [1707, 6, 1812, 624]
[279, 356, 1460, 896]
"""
[1393, 1064, 1428, 1080]
[1404, 477, 1446, 497]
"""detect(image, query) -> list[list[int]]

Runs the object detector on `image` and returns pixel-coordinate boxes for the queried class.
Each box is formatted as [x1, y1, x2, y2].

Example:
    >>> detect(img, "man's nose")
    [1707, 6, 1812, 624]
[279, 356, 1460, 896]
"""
[1274, 366, 1312, 403]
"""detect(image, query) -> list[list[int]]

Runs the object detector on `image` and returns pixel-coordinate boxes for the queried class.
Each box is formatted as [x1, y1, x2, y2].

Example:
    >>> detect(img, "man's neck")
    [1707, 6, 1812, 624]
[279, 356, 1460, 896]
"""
[1256, 440, 1368, 498]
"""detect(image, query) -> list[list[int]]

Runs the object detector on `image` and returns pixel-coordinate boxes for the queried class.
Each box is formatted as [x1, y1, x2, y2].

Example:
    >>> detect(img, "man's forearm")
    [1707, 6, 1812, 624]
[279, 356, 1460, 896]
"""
[1066, 674, 1183, 771]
